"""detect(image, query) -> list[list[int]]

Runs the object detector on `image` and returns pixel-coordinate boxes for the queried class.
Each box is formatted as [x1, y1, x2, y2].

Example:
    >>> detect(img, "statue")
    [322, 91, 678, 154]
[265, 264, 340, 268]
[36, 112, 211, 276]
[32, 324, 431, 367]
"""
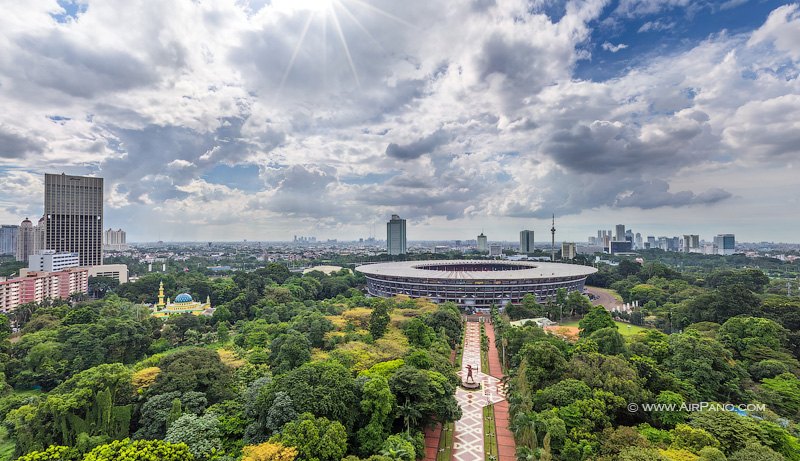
[465, 364, 476, 384]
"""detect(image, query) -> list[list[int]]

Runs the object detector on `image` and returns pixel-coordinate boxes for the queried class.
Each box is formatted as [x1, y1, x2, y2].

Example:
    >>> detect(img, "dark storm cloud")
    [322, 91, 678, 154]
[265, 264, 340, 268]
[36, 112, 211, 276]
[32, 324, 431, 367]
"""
[544, 118, 707, 174]
[0, 126, 45, 158]
[385, 130, 449, 160]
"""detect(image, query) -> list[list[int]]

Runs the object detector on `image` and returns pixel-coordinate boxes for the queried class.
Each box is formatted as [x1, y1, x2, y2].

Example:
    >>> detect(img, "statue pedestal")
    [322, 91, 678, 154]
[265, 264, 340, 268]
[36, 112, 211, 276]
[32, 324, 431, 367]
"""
[461, 380, 481, 390]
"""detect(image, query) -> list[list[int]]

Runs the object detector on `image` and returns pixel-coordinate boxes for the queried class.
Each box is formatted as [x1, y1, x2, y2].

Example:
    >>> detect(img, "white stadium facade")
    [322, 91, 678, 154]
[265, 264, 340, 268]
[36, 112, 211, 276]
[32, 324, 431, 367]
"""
[356, 260, 597, 308]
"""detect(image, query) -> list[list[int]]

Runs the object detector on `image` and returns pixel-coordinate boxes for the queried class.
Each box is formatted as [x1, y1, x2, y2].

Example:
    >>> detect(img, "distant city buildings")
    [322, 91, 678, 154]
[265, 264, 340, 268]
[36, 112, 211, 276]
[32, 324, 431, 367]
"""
[104, 228, 128, 251]
[683, 234, 700, 252]
[44, 173, 104, 266]
[386, 214, 407, 255]
[615, 224, 625, 241]
[477, 232, 488, 253]
[489, 243, 502, 256]
[519, 230, 534, 253]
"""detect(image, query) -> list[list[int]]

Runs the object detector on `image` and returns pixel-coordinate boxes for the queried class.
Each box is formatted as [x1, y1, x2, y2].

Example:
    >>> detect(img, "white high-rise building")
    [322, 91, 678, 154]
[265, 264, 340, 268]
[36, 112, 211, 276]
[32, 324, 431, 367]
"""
[519, 230, 534, 253]
[28, 250, 80, 272]
[477, 233, 488, 252]
[386, 214, 407, 255]
[44, 173, 104, 266]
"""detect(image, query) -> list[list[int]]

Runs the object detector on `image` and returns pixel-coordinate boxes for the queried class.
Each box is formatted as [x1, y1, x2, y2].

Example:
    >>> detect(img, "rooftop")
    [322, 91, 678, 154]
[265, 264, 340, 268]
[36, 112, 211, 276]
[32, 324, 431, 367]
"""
[355, 260, 597, 280]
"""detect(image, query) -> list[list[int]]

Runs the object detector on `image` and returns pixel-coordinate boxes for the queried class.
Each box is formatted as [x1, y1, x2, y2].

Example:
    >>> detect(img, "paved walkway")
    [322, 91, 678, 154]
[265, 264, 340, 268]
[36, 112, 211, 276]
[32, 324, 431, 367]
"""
[484, 320, 516, 461]
[452, 321, 506, 461]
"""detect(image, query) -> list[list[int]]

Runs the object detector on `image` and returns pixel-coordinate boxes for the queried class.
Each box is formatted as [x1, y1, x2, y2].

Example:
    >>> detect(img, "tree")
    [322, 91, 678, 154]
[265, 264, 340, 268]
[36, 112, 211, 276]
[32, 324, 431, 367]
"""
[271, 413, 347, 461]
[424, 307, 462, 347]
[380, 434, 415, 461]
[564, 291, 592, 317]
[403, 318, 436, 348]
[135, 391, 207, 440]
[718, 316, 791, 362]
[652, 391, 687, 427]
[269, 332, 312, 373]
[164, 413, 222, 460]
[82, 438, 195, 461]
[242, 442, 299, 461]
[670, 424, 720, 453]
[579, 307, 617, 338]
[519, 342, 567, 388]
[147, 347, 234, 404]
[16, 446, 70, 461]
[265, 391, 298, 434]
[357, 376, 395, 455]
[369, 302, 391, 340]
[759, 373, 800, 419]
[665, 332, 745, 402]
[260, 360, 357, 430]
[728, 443, 785, 461]
[389, 366, 461, 432]
[588, 327, 625, 355]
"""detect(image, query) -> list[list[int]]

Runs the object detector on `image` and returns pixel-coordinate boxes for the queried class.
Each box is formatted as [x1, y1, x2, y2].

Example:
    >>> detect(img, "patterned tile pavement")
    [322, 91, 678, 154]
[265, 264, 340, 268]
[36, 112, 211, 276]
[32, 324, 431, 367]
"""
[452, 321, 507, 461]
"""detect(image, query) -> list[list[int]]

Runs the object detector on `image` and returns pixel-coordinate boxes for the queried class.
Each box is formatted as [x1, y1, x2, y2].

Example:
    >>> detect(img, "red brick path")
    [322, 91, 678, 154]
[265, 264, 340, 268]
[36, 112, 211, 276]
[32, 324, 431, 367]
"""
[484, 320, 516, 461]
[424, 423, 443, 461]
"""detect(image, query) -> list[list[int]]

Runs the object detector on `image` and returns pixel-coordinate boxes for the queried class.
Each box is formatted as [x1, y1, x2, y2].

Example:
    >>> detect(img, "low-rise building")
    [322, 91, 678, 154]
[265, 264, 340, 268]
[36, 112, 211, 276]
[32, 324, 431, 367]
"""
[28, 250, 80, 272]
[87, 264, 129, 284]
[0, 268, 89, 312]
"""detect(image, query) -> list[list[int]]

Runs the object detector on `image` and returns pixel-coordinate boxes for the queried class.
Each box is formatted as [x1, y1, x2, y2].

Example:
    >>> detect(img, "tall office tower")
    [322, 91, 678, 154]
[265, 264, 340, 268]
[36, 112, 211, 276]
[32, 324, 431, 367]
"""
[16, 219, 34, 262]
[477, 233, 488, 252]
[625, 229, 633, 242]
[550, 215, 556, 262]
[519, 230, 534, 253]
[44, 173, 104, 266]
[0, 224, 19, 256]
[386, 214, 407, 255]
[635, 233, 643, 249]
[647, 236, 656, 247]
[713, 234, 735, 255]
[597, 230, 602, 241]
[615, 224, 626, 241]
[33, 216, 46, 254]
[561, 242, 576, 259]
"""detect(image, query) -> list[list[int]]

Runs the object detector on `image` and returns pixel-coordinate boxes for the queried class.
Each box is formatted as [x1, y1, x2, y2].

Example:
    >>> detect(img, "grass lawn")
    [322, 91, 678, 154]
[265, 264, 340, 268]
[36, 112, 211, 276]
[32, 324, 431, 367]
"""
[483, 405, 498, 461]
[436, 421, 455, 461]
[559, 319, 651, 337]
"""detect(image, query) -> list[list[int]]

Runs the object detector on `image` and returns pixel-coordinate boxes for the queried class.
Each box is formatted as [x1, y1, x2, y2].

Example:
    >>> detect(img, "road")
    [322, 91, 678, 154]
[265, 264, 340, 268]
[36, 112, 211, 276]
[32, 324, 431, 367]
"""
[585, 286, 622, 312]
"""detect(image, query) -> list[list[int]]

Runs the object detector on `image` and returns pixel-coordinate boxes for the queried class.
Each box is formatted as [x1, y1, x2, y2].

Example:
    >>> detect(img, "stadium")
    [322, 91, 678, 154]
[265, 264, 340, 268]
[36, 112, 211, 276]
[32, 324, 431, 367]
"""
[356, 260, 597, 308]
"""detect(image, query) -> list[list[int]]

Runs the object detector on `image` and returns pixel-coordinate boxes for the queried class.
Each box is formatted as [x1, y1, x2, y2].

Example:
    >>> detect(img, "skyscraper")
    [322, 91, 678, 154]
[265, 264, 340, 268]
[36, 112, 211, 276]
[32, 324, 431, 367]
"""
[0, 225, 18, 256]
[15, 219, 33, 262]
[386, 214, 407, 255]
[615, 224, 626, 242]
[104, 228, 128, 251]
[477, 233, 488, 252]
[713, 234, 735, 255]
[683, 234, 700, 252]
[519, 230, 534, 253]
[44, 173, 104, 266]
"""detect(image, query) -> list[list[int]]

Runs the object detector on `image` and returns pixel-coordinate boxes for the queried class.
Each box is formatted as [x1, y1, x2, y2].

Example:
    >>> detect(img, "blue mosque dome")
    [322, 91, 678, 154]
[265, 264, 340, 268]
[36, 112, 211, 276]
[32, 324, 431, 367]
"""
[174, 293, 193, 303]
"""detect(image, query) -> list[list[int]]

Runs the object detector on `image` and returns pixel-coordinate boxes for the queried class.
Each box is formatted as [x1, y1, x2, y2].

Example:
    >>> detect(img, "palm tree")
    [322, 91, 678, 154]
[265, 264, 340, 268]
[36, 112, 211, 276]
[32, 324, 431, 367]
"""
[396, 399, 422, 434]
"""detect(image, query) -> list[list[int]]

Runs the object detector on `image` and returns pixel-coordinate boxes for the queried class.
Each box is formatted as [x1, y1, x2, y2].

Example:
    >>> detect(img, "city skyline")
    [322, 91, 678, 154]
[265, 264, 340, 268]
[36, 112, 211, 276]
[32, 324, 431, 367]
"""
[1, 1, 799, 242]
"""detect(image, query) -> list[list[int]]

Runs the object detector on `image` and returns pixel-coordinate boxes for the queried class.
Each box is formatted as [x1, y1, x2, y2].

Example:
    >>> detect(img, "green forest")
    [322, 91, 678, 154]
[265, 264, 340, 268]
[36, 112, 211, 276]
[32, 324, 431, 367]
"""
[0, 259, 799, 461]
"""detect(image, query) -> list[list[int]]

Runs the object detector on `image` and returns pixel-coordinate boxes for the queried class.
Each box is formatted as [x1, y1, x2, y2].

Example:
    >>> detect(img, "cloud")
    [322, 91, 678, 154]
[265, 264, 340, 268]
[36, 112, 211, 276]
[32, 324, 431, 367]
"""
[0, 125, 45, 158]
[385, 130, 449, 160]
[638, 20, 676, 33]
[601, 42, 628, 53]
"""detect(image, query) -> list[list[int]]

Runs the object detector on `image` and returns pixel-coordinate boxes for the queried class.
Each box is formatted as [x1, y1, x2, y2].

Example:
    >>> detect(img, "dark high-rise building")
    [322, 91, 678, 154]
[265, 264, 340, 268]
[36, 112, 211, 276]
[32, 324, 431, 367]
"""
[44, 173, 104, 266]
[386, 214, 407, 255]
[519, 230, 534, 253]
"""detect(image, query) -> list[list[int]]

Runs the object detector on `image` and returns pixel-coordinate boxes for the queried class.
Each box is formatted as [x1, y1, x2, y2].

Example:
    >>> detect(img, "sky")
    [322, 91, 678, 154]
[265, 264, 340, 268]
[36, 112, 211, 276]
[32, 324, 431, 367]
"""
[0, 0, 799, 243]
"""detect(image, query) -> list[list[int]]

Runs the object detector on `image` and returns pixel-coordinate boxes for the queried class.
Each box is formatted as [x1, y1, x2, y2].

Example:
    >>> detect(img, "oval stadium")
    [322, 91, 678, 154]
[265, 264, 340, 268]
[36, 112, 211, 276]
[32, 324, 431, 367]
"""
[356, 260, 597, 308]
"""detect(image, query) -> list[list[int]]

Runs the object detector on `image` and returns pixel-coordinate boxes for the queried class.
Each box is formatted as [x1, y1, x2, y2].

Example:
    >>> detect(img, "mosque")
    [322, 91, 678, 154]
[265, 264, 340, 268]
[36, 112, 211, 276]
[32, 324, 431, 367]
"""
[151, 281, 215, 318]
